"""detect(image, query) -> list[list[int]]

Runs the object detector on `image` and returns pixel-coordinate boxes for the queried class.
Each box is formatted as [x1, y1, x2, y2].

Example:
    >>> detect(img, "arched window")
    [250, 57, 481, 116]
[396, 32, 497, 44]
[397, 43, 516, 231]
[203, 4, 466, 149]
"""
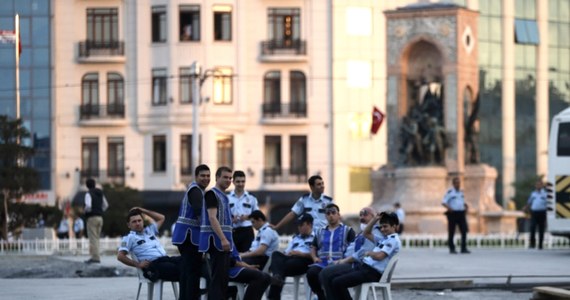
[107, 72, 124, 116]
[290, 71, 306, 115]
[82, 73, 99, 106]
[263, 71, 281, 114]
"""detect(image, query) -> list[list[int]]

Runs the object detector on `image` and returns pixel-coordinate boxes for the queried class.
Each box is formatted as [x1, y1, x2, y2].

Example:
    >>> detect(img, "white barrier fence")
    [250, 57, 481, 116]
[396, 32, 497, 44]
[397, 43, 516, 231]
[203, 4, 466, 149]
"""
[1, 233, 568, 255]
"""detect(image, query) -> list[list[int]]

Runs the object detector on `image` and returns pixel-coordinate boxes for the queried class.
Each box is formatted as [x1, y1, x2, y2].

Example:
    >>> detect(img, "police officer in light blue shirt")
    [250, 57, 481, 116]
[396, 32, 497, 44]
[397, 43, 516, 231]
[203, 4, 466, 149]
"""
[240, 210, 279, 270]
[442, 177, 470, 254]
[117, 207, 181, 282]
[524, 179, 548, 249]
[268, 214, 316, 300]
[228, 170, 260, 252]
[272, 175, 333, 234]
[326, 212, 401, 300]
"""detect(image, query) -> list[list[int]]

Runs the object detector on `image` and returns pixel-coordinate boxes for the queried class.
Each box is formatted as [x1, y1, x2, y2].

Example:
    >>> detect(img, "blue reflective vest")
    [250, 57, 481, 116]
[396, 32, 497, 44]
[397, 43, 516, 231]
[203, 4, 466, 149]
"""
[172, 182, 203, 246]
[314, 224, 351, 267]
[199, 187, 234, 252]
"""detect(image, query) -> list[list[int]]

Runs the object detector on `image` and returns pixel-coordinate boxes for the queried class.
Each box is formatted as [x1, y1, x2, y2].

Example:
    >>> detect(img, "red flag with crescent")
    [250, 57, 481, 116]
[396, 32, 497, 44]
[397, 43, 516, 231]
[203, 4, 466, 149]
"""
[370, 106, 384, 135]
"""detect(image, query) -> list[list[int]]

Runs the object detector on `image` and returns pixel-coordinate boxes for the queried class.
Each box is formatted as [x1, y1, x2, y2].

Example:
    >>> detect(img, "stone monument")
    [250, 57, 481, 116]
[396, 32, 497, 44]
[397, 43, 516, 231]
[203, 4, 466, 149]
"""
[372, 3, 521, 234]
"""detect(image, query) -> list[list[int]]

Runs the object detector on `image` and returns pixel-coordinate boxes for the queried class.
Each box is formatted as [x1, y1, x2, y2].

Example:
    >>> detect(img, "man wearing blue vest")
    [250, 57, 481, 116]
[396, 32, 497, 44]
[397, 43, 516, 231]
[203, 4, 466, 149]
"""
[306, 203, 355, 300]
[172, 164, 210, 300]
[199, 166, 234, 300]
[272, 175, 333, 234]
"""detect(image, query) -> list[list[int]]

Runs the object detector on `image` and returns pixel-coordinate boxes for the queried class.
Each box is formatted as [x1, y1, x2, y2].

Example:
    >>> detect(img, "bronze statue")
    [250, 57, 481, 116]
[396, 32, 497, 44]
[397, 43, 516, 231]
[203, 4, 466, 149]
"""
[465, 93, 480, 164]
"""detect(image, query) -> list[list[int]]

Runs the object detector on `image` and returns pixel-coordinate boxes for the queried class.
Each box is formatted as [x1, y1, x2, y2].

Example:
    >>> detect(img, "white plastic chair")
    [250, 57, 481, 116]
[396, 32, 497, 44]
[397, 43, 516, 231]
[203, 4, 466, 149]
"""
[292, 274, 312, 300]
[132, 254, 179, 300]
[228, 281, 246, 300]
[353, 253, 400, 300]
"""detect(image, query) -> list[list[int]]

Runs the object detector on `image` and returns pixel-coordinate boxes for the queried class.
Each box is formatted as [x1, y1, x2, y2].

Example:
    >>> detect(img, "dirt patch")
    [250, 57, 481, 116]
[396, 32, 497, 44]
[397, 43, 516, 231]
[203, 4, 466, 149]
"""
[0, 256, 135, 278]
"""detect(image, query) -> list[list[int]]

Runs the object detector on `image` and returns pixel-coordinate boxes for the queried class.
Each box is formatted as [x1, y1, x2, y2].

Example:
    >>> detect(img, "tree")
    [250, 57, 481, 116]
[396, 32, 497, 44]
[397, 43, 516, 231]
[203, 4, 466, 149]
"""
[0, 115, 40, 240]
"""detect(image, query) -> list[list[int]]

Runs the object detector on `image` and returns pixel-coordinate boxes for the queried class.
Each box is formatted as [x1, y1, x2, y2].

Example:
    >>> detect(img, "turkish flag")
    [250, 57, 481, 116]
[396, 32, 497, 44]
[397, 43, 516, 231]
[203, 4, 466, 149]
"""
[370, 106, 384, 135]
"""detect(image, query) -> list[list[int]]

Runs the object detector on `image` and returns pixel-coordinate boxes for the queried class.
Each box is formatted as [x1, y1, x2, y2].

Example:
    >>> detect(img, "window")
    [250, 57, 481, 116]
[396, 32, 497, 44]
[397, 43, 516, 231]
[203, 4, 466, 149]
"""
[290, 135, 307, 176]
[82, 73, 99, 106]
[213, 67, 232, 104]
[152, 69, 167, 106]
[213, 6, 232, 41]
[181, 134, 201, 175]
[81, 137, 99, 177]
[514, 19, 540, 45]
[217, 135, 233, 169]
[180, 5, 200, 41]
[86, 8, 118, 44]
[349, 167, 372, 192]
[107, 72, 124, 115]
[290, 71, 306, 115]
[264, 71, 281, 113]
[268, 8, 301, 46]
[180, 67, 194, 104]
[152, 6, 167, 43]
[107, 137, 124, 177]
[558, 122, 570, 156]
[346, 7, 371, 36]
[153, 135, 166, 172]
[264, 136, 282, 182]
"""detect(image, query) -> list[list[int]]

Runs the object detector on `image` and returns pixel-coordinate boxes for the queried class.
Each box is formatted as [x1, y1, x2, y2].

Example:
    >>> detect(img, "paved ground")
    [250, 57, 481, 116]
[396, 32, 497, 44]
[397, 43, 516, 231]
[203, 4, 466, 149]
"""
[1, 247, 569, 299]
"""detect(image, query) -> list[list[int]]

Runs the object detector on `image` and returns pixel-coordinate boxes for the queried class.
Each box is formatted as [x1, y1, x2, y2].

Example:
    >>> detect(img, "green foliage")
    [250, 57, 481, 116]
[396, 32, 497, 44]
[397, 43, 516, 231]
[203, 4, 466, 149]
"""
[100, 183, 143, 237]
[511, 174, 543, 210]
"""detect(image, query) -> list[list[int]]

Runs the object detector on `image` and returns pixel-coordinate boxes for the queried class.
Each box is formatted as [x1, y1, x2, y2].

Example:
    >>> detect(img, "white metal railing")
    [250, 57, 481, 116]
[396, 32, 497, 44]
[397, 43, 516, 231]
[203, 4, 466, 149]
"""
[0, 234, 568, 255]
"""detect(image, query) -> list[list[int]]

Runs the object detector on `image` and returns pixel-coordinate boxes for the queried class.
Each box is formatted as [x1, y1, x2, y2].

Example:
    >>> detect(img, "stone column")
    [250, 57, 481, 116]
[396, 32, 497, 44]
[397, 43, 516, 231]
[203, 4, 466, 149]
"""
[535, 0, 549, 177]
[501, 0, 516, 208]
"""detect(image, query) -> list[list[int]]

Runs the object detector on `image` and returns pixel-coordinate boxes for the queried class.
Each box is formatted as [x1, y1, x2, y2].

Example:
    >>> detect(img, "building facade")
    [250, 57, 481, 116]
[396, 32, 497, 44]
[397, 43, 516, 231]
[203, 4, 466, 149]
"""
[0, 0, 568, 226]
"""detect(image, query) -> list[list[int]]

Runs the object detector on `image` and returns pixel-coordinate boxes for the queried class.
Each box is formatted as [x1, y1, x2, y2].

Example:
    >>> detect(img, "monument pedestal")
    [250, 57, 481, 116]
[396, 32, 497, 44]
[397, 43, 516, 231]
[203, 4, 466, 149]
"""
[372, 164, 517, 234]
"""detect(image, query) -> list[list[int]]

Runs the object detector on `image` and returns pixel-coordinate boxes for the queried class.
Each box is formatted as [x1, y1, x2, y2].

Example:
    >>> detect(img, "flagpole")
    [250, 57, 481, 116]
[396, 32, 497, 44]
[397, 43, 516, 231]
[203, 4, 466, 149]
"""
[15, 14, 20, 122]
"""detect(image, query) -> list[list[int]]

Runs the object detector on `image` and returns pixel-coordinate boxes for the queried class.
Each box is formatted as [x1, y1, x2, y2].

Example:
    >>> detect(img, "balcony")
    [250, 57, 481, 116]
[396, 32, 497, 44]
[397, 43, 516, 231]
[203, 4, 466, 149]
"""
[259, 39, 307, 62]
[263, 168, 308, 184]
[80, 169, 126, 186]
[77, 40, 126, 63]
[261, 102, 307, 125]
[79, 104, 127, 127]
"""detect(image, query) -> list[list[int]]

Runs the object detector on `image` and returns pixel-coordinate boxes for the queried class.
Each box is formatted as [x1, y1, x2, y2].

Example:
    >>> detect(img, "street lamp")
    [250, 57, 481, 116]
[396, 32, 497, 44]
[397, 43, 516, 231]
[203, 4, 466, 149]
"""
[189, 61, 223, 179]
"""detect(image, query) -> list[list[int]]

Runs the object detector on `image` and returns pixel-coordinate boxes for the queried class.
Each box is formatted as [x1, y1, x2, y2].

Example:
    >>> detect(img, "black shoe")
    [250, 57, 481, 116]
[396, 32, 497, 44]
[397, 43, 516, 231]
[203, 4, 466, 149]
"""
[84, 258, 101, 264]
[271, 274, 284, 287]
[461, 249, 471, 254]
[450, 250, 458, 254]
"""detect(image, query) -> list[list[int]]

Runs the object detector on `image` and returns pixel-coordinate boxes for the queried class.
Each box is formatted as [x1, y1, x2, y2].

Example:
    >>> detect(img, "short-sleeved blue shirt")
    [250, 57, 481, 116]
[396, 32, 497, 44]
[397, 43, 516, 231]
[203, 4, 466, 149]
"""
[249, 223, 279, 256]
[118, 223, 166, 262]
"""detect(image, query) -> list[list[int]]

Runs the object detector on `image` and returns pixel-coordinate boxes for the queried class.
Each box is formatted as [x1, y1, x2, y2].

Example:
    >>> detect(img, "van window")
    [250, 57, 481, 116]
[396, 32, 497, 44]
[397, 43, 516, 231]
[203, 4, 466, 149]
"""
[558, 122, 570, 156]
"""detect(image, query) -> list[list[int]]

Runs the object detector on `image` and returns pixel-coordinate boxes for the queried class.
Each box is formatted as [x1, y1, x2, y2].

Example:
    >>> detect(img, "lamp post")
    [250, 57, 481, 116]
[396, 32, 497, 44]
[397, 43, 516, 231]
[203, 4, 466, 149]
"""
[189, 61, 222, 179]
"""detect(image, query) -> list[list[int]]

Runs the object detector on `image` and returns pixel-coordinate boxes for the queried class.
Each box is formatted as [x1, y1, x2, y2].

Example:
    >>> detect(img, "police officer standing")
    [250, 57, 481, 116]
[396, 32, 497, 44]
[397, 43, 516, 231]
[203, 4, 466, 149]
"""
[228, 170, 259, 252]
[442, 177, 470, 254]
[272, 175, 333, 233]
[172, 164, 210, 300]
[199, 166, 234, 300]
[524, 179, 548, 250]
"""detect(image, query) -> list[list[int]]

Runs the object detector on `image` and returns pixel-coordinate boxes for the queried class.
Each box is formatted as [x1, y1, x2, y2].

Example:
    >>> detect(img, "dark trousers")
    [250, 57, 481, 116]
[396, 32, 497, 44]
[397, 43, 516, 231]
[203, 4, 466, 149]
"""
[330, 263, 382, 300]
[229, 268, 271, 300]
[177, 238, 202, 300]
[529, 210, 547, 249]
[242, 255, 269, 271]
[268, 252, 313, 300]
[207, 247, 230, 300]
[144, 256, 182, 282]
[306, 265, 326, 300]
[397, 224, 404, 235]
[319, 263, 353, 300]
[232, 226, 255, 253]
[447, 211, 468, 252]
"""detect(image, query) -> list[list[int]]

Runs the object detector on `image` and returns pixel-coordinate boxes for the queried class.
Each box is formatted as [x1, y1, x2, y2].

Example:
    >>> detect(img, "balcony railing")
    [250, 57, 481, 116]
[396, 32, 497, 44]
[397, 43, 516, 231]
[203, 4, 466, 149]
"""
[79, 169, 125, 185]
[78, 40, 125, 58]
[260, 39, 306, 55]
[262, 102, 307, 118]
[263, 168, 308, 184]
[79, 104, 125, 120]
